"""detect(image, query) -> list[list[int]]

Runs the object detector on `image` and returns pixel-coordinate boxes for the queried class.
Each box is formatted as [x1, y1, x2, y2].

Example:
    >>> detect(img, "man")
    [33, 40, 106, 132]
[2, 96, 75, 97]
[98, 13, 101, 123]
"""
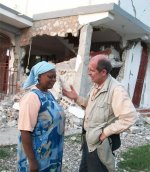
[63, 55, 138, 172]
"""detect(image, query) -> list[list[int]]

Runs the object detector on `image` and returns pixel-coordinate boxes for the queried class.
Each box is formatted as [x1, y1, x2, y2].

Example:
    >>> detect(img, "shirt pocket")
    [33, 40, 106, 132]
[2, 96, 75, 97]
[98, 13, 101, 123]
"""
[86, 126, 103, 145]
[92, 102, 110, 123]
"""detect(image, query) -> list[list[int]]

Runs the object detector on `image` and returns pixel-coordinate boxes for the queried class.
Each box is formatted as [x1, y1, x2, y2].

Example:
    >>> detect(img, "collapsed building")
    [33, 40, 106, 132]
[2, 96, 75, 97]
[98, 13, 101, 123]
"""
[0, 3, 150, 129]
[0, 3, 33, 100]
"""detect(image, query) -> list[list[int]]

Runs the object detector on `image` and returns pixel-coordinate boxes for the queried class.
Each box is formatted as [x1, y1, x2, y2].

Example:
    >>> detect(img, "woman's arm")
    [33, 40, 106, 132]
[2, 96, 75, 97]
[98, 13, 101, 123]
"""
[21, 130, 39, 172]
[18, 92, 41, 172]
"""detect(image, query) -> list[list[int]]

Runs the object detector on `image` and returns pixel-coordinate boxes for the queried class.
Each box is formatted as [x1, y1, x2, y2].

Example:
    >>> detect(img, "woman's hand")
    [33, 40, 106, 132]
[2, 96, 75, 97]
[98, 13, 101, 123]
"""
[29, 158, 39, 172]
[62, 85, 78, 101]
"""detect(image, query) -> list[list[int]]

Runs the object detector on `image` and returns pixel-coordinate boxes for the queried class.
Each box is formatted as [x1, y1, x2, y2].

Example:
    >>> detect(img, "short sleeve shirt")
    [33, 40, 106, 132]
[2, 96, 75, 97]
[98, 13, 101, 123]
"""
[18, 88, 41, 132]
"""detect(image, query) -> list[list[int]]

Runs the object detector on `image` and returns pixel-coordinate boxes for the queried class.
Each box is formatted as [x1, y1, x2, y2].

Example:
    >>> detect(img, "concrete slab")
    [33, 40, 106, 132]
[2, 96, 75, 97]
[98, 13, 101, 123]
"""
[0, 127, 18, 146]
[0, 126, 81, 146]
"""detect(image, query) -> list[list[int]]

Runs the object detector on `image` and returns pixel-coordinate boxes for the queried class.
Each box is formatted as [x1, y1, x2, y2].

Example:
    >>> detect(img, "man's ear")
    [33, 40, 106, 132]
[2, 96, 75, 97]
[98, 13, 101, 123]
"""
[102, 69, 107, 74]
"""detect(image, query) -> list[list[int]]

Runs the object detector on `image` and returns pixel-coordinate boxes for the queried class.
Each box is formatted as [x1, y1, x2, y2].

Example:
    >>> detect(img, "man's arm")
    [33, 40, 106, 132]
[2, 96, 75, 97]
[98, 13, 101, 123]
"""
[62, 85, 88, 108]
[103, 85, 138, 137]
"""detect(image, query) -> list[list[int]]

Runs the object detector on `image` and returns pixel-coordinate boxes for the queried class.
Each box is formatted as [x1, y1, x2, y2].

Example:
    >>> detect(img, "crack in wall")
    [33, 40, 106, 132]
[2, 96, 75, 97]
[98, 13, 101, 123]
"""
[130, 0, 136, 17]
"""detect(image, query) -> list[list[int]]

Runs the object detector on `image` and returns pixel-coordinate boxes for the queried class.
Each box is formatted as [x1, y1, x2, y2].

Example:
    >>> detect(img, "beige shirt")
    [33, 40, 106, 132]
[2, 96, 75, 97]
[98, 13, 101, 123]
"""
[76, 75, 138, 168]
[76, 75, 138, 138]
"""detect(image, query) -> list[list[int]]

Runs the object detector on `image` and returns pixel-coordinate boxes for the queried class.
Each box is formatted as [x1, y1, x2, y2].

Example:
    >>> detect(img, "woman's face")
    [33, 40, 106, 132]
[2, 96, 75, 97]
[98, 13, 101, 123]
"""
[38, 69, 56, 91]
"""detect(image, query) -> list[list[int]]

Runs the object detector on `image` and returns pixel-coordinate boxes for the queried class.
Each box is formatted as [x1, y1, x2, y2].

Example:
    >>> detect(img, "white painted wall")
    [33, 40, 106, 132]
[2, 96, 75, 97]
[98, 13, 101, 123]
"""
[0, 0, 118, 17]
[0, 0, 29, 15]
[120, 42, 142, 99]
[119, 0, 150, 27]
[1, 0, 150, 28]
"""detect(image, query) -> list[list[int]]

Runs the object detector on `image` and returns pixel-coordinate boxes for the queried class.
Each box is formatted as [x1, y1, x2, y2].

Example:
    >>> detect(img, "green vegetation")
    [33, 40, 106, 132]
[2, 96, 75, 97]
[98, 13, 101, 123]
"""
[0, 145, 16, 171]
[0, 146, 12, 158]
[119, 144, 150, 172]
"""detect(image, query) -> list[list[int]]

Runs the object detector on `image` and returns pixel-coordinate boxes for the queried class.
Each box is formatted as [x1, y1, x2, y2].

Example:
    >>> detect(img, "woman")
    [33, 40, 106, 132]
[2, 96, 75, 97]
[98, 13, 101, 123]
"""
[17, 61, 65, 172]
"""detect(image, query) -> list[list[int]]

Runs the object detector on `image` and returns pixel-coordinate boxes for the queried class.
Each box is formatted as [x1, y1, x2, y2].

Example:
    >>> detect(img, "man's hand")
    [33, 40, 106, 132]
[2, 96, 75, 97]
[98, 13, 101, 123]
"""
[62, 85, 78, 101]
[99, 132, 107, 144]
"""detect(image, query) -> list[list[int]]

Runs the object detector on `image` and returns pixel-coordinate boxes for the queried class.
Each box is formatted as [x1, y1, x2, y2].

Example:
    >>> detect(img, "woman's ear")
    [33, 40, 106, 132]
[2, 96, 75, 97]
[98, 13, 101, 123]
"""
[38, 74, 41, 82]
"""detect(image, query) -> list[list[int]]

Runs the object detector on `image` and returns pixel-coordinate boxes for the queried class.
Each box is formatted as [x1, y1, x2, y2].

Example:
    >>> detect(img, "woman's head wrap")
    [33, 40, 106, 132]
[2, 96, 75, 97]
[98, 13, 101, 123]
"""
[22, 61, 55, 89]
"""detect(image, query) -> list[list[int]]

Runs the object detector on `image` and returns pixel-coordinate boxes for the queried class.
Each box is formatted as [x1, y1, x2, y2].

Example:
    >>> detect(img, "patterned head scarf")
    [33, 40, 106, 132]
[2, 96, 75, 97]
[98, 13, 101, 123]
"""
[22, 61, 55, 89]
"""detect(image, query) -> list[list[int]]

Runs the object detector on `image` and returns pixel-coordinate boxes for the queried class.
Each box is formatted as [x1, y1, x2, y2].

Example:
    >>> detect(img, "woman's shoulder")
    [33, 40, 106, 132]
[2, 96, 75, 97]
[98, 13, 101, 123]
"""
[20, 91, 39, 104]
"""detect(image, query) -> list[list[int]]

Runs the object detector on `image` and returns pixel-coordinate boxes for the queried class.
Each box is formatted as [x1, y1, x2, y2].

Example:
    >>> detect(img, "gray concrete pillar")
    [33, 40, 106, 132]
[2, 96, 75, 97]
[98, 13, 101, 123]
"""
[15, 36, 26, 87]
[19, 47, 26, 78]
[74, 24, 93, 97]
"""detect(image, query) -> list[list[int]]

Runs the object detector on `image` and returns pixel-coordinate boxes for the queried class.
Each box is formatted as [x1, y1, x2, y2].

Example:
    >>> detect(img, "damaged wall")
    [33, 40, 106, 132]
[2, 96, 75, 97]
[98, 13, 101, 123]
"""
[117, 41, 150, 108]
[17, 2, 150, 109]
[118, 42, 142, 98]
[119, 0, 150, 27]
[20, 16, 81, 46]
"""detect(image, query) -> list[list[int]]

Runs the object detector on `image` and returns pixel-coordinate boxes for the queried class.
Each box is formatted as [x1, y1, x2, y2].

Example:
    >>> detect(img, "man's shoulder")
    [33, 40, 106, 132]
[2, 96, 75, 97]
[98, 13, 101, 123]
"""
[110, 78, 128, 94]
[110, 76, 122, 86]
[109, 76, 127, 93]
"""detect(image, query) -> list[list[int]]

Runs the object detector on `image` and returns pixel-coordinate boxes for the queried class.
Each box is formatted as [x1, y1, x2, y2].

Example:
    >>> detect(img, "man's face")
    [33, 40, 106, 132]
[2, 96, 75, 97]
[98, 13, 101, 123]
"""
[88, 60, 106, 85]
[38, 70, 56, 90]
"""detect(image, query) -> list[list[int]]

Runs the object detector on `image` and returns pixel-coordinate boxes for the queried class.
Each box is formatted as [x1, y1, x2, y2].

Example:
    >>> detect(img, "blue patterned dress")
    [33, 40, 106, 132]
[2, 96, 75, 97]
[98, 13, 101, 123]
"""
[17, 89, 65, 172]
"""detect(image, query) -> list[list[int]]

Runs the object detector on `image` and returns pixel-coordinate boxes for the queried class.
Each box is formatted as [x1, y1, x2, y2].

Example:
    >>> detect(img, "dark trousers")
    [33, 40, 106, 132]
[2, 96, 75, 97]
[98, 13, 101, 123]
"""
[79, 134, 108, 172]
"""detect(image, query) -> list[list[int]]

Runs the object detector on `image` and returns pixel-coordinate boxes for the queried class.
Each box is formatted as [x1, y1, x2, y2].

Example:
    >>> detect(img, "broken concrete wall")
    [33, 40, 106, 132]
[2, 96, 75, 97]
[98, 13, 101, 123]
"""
[117, 42, 142, 99]
[20, 16, 81, 46]
[51, 58, 76, 100]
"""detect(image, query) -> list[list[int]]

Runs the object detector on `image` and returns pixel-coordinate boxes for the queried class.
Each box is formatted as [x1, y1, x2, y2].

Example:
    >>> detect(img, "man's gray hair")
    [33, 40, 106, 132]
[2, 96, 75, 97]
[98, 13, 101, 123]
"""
[96, 58, 112, 74]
